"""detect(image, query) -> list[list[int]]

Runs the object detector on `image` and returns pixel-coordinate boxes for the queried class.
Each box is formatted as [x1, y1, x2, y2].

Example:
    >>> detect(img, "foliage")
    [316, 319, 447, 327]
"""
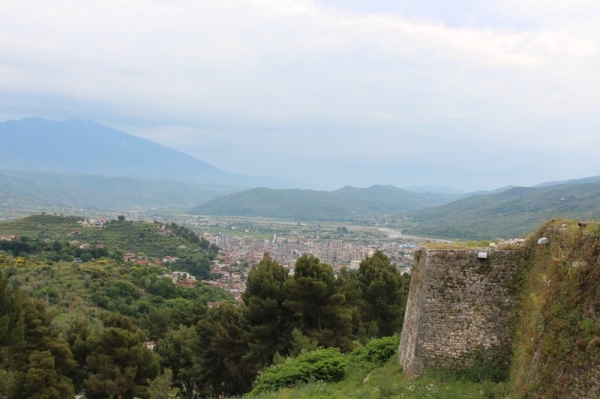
[156, 326, 199, 396]
[251, 359, 510, 399]
[251, 348, 348, 395]
[0, 215, 416, 398]
[0, 271, 76, 399]
[85, 314, 159, 399]
[148, 368, 178, 399]
[283, 254, 353, 351]
[243, 253, 295, 373]
[193, 303, 254, 396]
[354, 251, 410, 338]
[350, 335, 399, 365]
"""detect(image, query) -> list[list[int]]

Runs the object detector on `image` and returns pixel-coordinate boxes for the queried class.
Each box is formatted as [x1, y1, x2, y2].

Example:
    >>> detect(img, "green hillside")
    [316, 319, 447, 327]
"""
[0, 214, 220, 278]
[404, 182, 600, 240]
[190, 185, 460, 220]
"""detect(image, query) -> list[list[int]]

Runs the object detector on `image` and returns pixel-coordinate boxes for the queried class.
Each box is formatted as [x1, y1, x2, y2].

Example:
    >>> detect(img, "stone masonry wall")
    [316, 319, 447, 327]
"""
[398, 248, 524, 376]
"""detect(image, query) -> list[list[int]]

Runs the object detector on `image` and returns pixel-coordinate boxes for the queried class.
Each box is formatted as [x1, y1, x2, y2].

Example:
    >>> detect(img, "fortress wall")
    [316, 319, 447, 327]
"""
[398, 248, 524, 376]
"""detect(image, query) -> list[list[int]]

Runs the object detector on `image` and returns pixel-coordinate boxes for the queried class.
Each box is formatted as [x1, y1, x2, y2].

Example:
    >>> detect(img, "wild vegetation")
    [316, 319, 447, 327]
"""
[4, 214, 599, 398]
[0, 215, 410, 398]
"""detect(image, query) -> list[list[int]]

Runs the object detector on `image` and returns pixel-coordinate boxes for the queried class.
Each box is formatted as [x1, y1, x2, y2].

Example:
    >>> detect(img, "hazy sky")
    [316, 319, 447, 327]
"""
[1, 0, 600, 191]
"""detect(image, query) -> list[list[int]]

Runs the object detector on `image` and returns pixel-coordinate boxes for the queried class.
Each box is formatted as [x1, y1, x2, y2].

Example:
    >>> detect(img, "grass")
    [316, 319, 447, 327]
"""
[250, 359, 510, 399]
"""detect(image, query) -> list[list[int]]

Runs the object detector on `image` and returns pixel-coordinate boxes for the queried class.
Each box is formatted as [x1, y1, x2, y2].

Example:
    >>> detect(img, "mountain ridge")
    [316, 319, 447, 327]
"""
[189, 185, 461, 220]
[404, 182, 600, 240]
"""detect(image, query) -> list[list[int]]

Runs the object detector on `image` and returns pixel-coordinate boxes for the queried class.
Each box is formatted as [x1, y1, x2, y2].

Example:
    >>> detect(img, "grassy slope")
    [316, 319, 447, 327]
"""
[405, 183, 600, 240]
[250, 358, 510, 399]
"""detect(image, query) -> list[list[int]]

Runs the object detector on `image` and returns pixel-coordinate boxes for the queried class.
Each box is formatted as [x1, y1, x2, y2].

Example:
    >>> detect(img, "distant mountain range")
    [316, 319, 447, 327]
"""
[190, 176, 600, 239]
[2, 117, 600, 239]
[190, 185, 461, 220]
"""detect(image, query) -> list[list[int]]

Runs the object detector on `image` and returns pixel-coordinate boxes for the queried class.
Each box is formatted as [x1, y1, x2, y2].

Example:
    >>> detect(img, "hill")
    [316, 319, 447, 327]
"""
[189, 185, 461, 220]
[0, 170, 237, 210]
[404, 182, 600, 240]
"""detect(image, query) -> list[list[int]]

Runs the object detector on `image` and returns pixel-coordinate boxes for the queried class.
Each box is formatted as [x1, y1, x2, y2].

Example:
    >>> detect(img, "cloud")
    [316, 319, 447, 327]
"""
[1, 0, 600, 189]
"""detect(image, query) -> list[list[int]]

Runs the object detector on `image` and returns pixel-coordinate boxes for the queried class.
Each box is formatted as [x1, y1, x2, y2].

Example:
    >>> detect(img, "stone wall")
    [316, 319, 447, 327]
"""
[398, 248, 524, 376]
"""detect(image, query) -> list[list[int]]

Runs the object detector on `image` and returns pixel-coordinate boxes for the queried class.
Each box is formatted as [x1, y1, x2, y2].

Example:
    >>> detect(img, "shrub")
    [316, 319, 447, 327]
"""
[251, 348, 347, 394]
[351, 335, 399, 365]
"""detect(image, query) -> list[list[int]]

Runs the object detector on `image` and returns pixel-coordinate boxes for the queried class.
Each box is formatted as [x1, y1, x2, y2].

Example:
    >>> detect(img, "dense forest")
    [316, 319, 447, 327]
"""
[0, 215, 410, 398]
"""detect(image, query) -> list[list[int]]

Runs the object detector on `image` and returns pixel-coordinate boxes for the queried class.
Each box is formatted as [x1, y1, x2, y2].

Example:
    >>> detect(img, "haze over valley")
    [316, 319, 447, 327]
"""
[1, 117, 599, 241]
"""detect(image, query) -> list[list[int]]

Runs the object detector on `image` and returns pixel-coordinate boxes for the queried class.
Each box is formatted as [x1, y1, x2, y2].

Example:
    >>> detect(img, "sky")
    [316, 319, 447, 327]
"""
[1, 0, 600, 191]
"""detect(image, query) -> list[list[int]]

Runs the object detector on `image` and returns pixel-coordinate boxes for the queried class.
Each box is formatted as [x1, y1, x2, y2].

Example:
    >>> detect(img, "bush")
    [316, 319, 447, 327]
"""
[251, 348, 348, 394]
[351, 335, 399, 365]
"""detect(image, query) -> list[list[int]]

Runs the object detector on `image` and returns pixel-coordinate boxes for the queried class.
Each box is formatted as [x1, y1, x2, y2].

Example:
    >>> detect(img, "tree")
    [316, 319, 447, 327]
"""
[148, 368, 177, 399]
[64, 317, 92, 392]
[355, 250, 411, 338]
[193, 304, 252, 396]
[0, 271, 24, 362]
[1, 274, 76, 399]
[242, 253, 295, 372]
[283, 254, 353, 351]
[156, 326, 198, 396]
[85, 314, 159, 399]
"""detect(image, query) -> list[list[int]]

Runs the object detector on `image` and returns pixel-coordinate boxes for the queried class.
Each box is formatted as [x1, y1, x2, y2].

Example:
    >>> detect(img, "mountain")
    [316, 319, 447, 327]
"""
[189, 185, 461, 220]
[0, 118, 306, 189]
[0, 170, 238, 210]
[0, 118, 237, 184]
[404, 182, 600, 240]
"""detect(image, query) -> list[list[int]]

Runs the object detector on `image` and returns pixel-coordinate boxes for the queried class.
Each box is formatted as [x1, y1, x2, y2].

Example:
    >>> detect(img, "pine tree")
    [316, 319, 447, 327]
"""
[194, 304, 252, 396]
[85, 314, 159, 399]
[356, 250, 411, 338]
[156, 326, 198, 395]
[242, 253, 295, 371]
[283, 254, 353, 351]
